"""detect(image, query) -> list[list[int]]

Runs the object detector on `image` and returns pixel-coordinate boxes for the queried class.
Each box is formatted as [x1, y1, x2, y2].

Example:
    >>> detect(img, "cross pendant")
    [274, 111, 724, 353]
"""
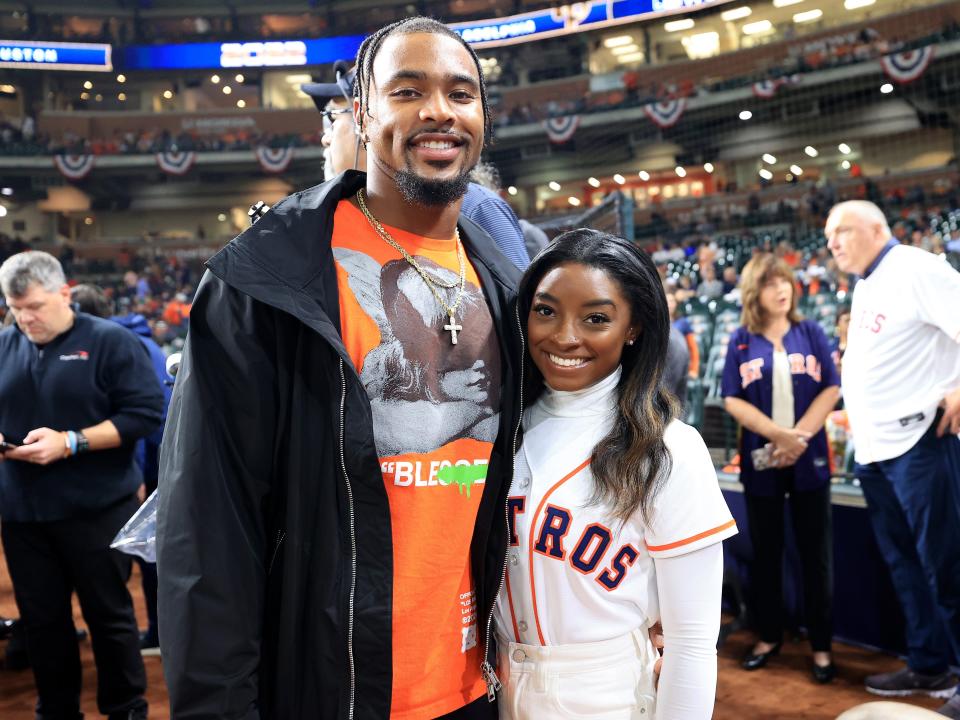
[444, 313, 463, 345]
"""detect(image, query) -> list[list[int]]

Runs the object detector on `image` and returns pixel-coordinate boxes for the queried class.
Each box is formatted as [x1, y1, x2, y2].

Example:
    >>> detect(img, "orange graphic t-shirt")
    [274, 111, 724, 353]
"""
[331, 200, 501, 719]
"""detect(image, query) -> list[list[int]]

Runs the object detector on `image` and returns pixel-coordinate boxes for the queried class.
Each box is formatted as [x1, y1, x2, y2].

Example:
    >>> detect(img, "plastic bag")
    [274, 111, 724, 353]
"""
[111, 489, 158, 563]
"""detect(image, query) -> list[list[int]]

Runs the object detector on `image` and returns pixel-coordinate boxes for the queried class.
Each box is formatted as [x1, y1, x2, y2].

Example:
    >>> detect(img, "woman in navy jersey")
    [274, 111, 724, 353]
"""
[721, 254, 840, 683]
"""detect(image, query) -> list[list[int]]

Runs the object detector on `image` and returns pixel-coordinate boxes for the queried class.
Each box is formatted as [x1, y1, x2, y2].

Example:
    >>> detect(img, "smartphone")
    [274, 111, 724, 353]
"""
[0, 439, 22, 453]
[751, 444, 775, 471]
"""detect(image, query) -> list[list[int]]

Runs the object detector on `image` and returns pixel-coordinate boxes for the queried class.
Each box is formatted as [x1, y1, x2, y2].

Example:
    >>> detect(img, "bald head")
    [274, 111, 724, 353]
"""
[825, 200, 892, 275]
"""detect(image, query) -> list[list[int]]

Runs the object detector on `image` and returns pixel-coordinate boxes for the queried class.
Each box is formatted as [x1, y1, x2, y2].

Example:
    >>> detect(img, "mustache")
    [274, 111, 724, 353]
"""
[405, 128, 469, 146]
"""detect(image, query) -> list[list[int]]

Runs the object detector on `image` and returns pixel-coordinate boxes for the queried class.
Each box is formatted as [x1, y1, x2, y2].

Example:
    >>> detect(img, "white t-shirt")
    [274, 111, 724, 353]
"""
[495, 367, 737, 647]
[772, 349, 796, 428]
[843, 244, 960, 464]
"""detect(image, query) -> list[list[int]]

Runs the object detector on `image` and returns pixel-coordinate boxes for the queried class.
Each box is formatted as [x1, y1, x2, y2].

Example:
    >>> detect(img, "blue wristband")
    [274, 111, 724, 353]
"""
[67, 430, 78, 456]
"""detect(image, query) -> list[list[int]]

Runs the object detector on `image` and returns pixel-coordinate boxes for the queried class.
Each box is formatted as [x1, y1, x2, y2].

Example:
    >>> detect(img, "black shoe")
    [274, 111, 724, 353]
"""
[812, 661, 836, 684]
[865, 667, 959, 699]
[741, 642, 781, 670]
[139, 630, 160, 658]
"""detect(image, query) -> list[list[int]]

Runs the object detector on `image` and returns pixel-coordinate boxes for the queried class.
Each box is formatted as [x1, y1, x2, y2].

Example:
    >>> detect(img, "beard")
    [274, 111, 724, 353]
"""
[394, 163, 474, 207]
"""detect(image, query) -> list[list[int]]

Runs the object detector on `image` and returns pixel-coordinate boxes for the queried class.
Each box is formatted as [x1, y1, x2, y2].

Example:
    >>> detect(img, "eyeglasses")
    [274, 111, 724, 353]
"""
[321, 107, 353, 129]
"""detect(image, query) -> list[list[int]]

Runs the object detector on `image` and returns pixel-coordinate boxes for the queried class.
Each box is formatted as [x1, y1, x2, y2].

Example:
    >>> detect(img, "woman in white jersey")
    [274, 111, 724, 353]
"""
[493, 230, 737, 719]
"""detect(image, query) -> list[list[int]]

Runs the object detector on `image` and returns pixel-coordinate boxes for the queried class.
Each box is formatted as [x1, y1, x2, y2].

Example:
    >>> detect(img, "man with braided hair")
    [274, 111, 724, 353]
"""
[157, 17, 521, 720]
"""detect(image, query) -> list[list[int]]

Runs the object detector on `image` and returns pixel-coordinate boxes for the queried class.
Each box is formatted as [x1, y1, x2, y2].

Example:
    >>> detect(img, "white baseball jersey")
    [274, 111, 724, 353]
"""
[842, 244, 960, 464]
[495, 368, 737, 647]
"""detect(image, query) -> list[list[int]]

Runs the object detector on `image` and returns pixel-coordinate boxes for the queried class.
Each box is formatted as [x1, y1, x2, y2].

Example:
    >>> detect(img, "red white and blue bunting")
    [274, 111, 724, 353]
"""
[53, 154, 95, 181]
[255, 145, 295, 174]
[880, 46, 935, 84]
[752, 74, 803, 99]
[156, 149, 197, 176]
[643, 98, 686, 129]
[542, 115, 580, 144]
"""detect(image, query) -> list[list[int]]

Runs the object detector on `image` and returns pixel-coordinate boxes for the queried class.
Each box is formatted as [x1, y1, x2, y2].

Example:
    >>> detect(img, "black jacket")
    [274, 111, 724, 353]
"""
[0, 312, 164, 522]
[157, 171, 523, 720]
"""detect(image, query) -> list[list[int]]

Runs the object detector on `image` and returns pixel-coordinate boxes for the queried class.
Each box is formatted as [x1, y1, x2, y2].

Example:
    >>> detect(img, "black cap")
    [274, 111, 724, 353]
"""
[301, 60, 355, 112]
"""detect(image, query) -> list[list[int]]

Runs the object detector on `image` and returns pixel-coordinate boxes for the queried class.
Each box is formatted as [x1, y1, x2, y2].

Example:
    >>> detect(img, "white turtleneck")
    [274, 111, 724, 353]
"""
[496, 366, 734, 720]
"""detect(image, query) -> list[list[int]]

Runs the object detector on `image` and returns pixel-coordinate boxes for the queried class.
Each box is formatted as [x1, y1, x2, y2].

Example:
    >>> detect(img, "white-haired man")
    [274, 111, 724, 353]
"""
[826, 200, 960, 718]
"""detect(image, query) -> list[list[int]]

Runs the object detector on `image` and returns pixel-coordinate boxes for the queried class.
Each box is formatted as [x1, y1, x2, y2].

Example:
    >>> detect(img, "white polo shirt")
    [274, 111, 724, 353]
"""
[842, 244, 960, 464]
[495, 368, 737, 646]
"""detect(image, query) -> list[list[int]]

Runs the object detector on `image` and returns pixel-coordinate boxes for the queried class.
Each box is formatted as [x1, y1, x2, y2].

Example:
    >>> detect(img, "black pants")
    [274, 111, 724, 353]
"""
[1, 496, 147, 719]
[745, 476, 834, 652]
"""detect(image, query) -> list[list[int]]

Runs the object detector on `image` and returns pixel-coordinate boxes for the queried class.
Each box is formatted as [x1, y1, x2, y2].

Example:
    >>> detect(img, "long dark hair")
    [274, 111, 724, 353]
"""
[518, 229, 678, 523]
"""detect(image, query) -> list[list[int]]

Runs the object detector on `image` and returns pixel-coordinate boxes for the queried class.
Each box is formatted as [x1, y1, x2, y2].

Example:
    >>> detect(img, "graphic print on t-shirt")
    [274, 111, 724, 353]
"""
[332, 199, 500, 719]
[333, 246, 500, 457]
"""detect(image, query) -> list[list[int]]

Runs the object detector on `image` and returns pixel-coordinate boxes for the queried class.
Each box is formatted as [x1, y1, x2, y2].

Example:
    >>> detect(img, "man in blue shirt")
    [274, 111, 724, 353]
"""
[0, 251, 164, 720]
[303, 61, 530, 270]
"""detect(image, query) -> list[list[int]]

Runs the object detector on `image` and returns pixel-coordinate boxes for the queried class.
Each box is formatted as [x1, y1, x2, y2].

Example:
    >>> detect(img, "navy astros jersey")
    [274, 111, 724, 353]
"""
[721, 319, 840, 497]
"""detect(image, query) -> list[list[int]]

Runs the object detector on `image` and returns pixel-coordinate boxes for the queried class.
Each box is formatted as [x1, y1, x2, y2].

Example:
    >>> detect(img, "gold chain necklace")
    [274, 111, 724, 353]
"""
[356, 188, 467, 345]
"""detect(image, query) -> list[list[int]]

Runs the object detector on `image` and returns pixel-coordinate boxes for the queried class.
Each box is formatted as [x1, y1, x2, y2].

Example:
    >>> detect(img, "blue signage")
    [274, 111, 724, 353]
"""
[0, 40, 112, 71]
[451, 0, 733, 48]
[123, 35, 364, 71]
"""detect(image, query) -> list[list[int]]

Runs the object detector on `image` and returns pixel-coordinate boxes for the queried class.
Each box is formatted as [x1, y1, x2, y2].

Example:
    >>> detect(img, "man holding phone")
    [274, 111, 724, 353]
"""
[0, 250, 165, 720]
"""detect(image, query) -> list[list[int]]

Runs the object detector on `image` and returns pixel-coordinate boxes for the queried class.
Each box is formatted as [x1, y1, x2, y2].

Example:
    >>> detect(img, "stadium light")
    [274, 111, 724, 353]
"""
[739, 110, 753, 120]
[838, 143, 851, 154]
[211, 74, 221, 84]
[235, 73, 244, 83]
[703, 163, 715, 173]
[762, 153, 777, 164]
[218, 213, 227, 222]
[618, 52, 646, 64]
[236, 99, 246, 108]
[549, 181, 561, 191]
[118, 92, 126, 101]
[681, 32, 720, 60]
[675, 166, 687, 177]
[603, 36, 634, 48]
[162, 90, 173, 99]
[664, 18, 695, 32]
[588, 177, 601, 188]
[1, 188, 13, 196]
[793, 9, 823, 23]
[773, 0, 804, 6]
[116, 74, 126, 83]
[611, 44, 641, 55]
[508, 186, 518, 195]
[95, 93, 102, 102]
[804, 145, 818, 157]
[759, 168, 773, 180]
[80, 92, 90, 100]
[841, 160, 851, 170]
[880, 83, 894, 94]
[223, 85, 232, 94]
[790, 164, 803, 175]
[613, 174, 626, 185]
[638, 170, 650, 181]
[0, 205, 7, 218]
[721, 6, 752, 21]
[83, 80, 93, 90]
[844, 0, 875, 8]
[568, 197, 581, 207]
[743, 20, 772, 35]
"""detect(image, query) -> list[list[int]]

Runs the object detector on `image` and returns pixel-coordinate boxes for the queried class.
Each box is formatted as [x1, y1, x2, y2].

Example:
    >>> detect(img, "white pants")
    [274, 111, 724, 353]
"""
[497, 628, 658, 720]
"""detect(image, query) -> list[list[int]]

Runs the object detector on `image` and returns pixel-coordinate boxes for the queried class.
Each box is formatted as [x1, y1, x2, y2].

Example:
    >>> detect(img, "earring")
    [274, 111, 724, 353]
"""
[627, 339, 635, 346]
